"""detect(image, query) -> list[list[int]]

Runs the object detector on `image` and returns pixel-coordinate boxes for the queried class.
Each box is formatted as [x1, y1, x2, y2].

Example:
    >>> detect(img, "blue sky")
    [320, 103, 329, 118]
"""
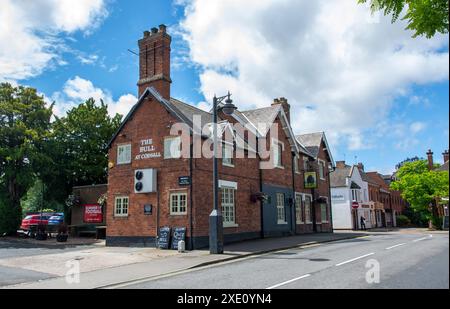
[0, 0, 448, 174]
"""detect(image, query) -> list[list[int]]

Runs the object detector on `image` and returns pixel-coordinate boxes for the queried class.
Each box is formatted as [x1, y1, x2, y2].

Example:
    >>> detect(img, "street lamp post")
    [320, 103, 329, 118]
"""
[210, 92, 237, 254]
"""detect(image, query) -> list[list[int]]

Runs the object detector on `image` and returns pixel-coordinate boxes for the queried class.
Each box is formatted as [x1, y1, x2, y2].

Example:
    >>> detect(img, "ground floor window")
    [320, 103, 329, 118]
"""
[221, 187, 236, 226]
[295, 194, 303, 224]
[114, 196, 129, 217]
[170, 192, 187, 215]
[304, 195, 312, 223]
[320, 201, 328, 223]
[276, 193, 287, 224]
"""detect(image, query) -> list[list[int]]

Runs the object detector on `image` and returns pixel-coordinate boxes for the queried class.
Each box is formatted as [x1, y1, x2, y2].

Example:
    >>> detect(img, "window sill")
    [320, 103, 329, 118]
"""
[223, 163, 235, 168]
[296, 221, 304, 225]
[277, 221, 288, 225]
[274, 166, 285, 170]
[224, 223, 239, 228]
[117, 162, 131, 166]
[114, 215, 129, 218]
[170, 213, 188, 216]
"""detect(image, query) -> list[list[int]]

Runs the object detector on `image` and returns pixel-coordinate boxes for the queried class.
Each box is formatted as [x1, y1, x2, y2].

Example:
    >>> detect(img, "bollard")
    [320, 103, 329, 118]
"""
[178, 240, 185, 253]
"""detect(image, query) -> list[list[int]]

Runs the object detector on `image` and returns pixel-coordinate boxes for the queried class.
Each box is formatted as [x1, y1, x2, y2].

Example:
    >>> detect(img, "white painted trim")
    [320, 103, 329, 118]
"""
[223, 223, 239, 228]
[117, 144, 132, 165]
[318, 159, 326, 180]
[219, 180, 238, 190]
[114, 196, 129, 217]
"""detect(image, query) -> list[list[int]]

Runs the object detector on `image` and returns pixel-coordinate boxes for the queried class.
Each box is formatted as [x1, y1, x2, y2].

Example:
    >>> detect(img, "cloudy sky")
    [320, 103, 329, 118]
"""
[0, 0, 448, 173]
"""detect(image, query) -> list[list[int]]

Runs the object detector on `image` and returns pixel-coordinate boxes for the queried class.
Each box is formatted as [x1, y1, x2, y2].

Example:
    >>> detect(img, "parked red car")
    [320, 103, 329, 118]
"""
[20, 215, 50, 231]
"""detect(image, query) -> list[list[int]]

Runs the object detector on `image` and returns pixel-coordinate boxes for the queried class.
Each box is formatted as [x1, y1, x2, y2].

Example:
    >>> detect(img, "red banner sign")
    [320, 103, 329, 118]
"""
[84, 204, 103, 223]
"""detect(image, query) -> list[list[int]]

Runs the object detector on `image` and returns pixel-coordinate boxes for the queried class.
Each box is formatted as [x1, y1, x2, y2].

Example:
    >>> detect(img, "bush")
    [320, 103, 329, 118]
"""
[396, 215, 411, 227]
[431, 216, 443, 230]
[0, 197, 22, 235]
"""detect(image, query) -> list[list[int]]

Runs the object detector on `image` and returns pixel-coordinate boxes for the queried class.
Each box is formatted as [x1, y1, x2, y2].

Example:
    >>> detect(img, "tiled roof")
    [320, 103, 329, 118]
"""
[296, 133, 324, 158]
[330, 166, 352, 187]
[241, 106, 281, 136]
[436, 161, 449, 172]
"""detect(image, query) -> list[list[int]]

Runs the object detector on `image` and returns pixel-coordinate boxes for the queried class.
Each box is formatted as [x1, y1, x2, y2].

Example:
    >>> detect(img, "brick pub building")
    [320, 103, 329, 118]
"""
[106, 25, 335, 249]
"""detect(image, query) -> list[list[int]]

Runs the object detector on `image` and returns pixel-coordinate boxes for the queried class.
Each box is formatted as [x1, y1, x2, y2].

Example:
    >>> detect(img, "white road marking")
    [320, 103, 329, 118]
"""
[266, 274, 311, 289]
[335, 253, 375, 267]
[386, 243, 407, 250]
[413, 236, 430, 243]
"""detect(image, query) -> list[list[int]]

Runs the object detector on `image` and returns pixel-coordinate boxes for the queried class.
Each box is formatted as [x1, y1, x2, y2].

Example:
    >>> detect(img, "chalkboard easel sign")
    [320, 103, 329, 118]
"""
[158, 226, 171, 249]
[171, 227, 187, 250]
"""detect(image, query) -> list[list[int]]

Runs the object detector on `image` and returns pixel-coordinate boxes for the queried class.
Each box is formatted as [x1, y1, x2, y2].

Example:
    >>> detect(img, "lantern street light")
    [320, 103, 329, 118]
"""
[210, 92, 236, 254]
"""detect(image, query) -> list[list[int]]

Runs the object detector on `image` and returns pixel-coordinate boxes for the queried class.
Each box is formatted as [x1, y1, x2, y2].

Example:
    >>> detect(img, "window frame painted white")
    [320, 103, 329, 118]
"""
[117, 144, 132, 165]
[222, 142, 234, 167]
[272, 138, 284, 169]
[221, 186, 237, 228]
[318, 159, 326, 180]
[295, 193, 304, 224]
[320, 196, 329, 223]
[114, 196, 129, 217]
[169, 192, 188, 215]
[164, 136, 182, 159]
[303, 157, 309, 171]
[294, 156, 300, 174]
[304, 194, 313, 224]
[276, 193, 287, 225]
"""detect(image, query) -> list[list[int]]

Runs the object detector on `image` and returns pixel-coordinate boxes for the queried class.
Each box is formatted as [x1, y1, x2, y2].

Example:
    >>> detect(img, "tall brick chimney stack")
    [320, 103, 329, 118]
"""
[137, 24, 172, 99]
[427, 149, 434, 170]
[272, 98, 291, 123]
[357, 162, 365, 171]
[443, 150, 449, 163]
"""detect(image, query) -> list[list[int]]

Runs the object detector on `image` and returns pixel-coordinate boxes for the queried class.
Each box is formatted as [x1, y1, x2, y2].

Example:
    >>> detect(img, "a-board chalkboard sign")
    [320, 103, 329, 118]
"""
[171, 227, 187, 250]
[158, 226, 171, 249]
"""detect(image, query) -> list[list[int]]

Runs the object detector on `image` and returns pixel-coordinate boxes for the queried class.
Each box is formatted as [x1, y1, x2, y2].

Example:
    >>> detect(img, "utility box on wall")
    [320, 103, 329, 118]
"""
[135, 169, 157, 193]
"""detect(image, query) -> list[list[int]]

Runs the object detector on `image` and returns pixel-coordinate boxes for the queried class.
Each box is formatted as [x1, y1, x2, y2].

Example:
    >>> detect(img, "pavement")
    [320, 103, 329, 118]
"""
[0, 228, 447, 289]
[1, 232, 363, 289]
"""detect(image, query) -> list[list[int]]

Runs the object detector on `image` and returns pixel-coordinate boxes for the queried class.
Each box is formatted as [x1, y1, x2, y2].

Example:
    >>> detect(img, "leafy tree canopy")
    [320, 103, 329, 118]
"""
[358, 0, 449, 38]
[391, 160, 449, 217]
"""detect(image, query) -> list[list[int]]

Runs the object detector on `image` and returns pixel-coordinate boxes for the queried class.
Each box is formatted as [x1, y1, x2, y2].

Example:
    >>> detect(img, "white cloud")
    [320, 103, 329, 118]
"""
[0, 0, 108, 82]
[50, 76, 137, 118]
[410, 122, 427, 134]
[176, 0, 449, 151]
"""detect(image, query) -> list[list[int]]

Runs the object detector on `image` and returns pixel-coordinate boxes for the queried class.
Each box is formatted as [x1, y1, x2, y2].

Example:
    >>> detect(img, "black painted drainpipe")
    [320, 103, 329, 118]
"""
[189, 142, 194, 250]
[258, 138, 265, 239]
[291, 152, 297, 235]
[327, 166, 334, 233]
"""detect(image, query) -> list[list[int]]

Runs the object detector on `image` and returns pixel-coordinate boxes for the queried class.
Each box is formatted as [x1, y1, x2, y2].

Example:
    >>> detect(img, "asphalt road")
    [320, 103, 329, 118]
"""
[119, 232, 449, 289]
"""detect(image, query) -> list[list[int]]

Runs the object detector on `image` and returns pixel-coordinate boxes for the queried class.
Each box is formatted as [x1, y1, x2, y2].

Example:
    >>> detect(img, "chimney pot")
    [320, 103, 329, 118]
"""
[143, 31, 150, 38]
[159, 24, 167, 33]
[443, 150, 449, 163]
[151, 27, 158, 34]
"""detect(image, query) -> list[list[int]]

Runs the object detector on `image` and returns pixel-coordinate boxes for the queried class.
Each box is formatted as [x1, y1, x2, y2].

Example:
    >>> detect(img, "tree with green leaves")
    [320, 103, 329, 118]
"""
[391, 160, 449, 229]
[0, 83, 53, 234]
[43, 98, 122, 214]
[358, 0, 449, 38]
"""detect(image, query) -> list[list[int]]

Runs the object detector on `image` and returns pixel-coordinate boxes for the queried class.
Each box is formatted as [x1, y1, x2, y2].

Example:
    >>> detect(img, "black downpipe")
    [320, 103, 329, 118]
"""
[258, 138, 264, 239]
[189, 142, 194, 250]
[291, 152, 297, 235]
[327, 167, 334, 233]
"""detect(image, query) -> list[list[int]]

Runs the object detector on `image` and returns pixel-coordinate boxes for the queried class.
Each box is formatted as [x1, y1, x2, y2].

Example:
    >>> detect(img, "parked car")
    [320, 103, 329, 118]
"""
[48, 215, 64, 226]
[20, 215, 50, 231]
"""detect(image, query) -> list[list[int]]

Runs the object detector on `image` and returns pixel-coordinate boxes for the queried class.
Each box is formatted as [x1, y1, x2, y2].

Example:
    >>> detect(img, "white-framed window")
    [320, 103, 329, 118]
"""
[351, 189, 361, 202]
[276, 193, 287, 224]
[170, 192, 187, 215]
[320, 197, 328, 223]
[304, 194, 312, 223]
[164, 136, 181, 159]
[272, 139, 283, 168]
[295, 193, 303, 224]
[222, 143, 234, 167]
[221, 187, 236, 227]
[117, 144, 131, 165]
[294, 156, 300, 173]
[114, 196, 129, 217]
[318, 159, 326, 180]
[303, 157, 309, 171]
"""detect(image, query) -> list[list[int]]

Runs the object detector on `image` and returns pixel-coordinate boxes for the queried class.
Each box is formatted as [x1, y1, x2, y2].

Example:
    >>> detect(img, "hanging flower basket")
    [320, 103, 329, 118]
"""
[251, 192, 269, 203]
[97, 193, 108, 207]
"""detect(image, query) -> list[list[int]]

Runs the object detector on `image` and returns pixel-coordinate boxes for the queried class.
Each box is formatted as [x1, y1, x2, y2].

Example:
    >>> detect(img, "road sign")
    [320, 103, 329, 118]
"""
[352, 202, 360, 209]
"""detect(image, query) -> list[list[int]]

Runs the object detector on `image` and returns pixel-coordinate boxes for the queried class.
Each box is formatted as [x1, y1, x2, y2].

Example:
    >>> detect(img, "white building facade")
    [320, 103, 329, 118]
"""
[331, 163, 373, 230]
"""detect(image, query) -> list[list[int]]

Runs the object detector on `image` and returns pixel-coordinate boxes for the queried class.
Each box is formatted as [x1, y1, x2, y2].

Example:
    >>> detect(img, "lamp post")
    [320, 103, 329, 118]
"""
[210, 92, 237, 254]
